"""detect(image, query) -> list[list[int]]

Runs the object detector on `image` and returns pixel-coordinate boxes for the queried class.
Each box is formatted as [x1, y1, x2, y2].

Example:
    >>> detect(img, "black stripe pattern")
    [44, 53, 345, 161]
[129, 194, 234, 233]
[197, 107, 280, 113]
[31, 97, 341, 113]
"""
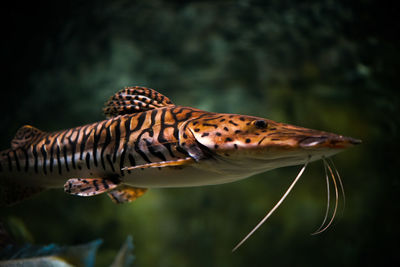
[1, 105, 210, 178]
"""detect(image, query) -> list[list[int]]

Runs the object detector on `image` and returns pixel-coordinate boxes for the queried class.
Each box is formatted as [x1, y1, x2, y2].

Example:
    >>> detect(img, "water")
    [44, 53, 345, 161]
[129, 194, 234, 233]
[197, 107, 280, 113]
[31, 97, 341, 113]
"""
[1, 0, 399, 266]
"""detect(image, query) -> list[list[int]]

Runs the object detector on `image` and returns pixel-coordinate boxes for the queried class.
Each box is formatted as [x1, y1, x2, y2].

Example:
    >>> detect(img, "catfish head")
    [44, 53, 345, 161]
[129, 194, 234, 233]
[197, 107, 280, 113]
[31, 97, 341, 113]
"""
[178, 112, 361, 250]
[179, 113, 361, 176]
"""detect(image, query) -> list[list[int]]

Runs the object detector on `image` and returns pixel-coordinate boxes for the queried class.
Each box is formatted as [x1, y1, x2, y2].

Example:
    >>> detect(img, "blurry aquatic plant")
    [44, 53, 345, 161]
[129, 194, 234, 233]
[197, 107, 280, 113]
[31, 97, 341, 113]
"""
[1, 217, 34, 245]
[0, 224, 134, 267]
[110, 236, 135, 267]
[0, 239, 102, 267]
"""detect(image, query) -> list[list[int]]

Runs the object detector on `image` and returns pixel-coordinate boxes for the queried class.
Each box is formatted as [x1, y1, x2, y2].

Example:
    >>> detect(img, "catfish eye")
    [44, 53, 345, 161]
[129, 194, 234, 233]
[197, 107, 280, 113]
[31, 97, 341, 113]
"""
[254, 120, 268, 129]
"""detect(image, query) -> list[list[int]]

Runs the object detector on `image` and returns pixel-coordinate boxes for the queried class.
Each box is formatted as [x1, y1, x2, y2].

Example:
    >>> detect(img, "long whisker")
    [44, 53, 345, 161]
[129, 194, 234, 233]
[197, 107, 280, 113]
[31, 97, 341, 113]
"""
[311, 157, 331, 235]
[232, 158, 310, 252]
[328, 158, 346, 212]
[311, 158, 338, 235]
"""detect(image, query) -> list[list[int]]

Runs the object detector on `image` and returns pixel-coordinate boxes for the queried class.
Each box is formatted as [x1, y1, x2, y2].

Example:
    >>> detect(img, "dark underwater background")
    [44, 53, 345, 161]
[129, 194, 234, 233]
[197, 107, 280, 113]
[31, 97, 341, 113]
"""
[1, 0, 399, 266]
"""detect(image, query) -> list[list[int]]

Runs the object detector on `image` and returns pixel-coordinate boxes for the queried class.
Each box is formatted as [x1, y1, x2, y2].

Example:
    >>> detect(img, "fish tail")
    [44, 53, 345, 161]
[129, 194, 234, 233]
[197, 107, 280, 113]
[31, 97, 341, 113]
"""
[0, 148, 11, 172]
[0, 126, 48, 206]
[0, 179, 45, 207]
[0, 149, 46, 206]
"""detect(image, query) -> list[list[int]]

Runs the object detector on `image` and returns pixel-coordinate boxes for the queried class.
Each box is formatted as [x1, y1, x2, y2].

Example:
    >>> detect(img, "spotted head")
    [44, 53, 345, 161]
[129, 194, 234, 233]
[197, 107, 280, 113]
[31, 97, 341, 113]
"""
[179, 113, 361, 174]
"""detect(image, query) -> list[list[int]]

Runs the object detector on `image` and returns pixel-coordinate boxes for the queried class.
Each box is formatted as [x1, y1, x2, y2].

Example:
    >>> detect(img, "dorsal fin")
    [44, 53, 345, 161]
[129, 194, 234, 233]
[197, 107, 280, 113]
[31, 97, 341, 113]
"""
[11, 125, 45, 150]
[103, 86, 174, 118]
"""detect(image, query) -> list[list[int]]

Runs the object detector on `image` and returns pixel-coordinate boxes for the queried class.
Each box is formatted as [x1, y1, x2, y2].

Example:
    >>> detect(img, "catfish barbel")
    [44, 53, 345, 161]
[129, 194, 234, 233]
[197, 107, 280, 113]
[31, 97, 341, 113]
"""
[0, 86, 361, 250]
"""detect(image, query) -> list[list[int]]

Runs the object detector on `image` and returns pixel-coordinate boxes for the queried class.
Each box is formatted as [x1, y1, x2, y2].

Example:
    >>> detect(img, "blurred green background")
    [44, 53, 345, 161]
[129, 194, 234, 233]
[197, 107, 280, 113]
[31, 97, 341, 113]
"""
[1, 0, 399, 266]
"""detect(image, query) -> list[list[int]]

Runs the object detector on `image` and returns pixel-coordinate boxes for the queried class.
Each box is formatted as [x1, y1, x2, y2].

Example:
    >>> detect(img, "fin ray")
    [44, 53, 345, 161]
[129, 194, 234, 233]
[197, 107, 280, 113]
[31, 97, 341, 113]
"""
[108, 185, 148, 204]
[64, 178, 118, 197]
[122, 157, 194, 171]
[11, 125, 45, 149]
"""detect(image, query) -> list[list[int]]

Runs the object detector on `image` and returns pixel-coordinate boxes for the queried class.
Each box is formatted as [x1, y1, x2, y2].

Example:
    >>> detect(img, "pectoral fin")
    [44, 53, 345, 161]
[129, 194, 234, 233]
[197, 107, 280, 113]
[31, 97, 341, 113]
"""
[64, 178, 118, 197]
[64, 178, 146, 204]
[108, 186, 148, 204]
[122, 157, 194, 171]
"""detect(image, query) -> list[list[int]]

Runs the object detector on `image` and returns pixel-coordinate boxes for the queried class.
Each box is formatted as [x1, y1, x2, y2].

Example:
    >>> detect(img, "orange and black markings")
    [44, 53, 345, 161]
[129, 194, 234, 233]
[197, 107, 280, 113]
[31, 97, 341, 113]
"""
[0, 86, 360, 206]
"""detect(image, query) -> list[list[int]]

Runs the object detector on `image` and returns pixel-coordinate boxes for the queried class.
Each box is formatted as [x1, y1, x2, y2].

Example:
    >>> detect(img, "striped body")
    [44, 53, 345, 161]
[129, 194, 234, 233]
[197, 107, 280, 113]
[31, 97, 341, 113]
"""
[0, 86, 360, 206]
[0, 86, 362, 251]
[0, 106, 219, 188]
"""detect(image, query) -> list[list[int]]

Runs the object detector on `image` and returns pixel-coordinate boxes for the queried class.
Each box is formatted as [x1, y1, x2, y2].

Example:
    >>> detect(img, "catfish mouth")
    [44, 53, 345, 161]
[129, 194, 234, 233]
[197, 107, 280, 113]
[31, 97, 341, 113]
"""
[233, 133, 361, 166]
[298, 135, 362, 149]
[252, 132, 361, 155]
[181, 114, 361, 165]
